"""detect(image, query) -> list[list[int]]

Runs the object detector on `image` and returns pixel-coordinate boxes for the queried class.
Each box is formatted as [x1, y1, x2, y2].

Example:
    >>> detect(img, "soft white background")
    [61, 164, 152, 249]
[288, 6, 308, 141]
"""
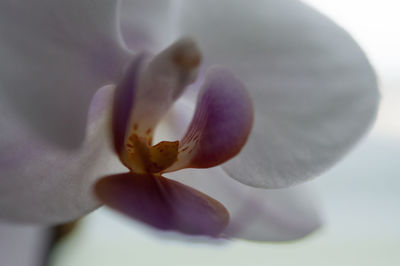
[50, 1, 400, 265]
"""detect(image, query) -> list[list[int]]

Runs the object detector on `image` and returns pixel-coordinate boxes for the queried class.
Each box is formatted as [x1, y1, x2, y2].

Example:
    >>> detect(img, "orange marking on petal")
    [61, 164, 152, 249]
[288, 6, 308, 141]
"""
[148, 141, 179, 173]
[172, 49, 201, 70]
[121, 133, 179, 174]
[121, 134, 151, 174]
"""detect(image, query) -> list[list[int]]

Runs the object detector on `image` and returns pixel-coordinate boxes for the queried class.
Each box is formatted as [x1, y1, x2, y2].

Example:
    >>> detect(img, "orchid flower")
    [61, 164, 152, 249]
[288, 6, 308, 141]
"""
[0, 0, 379, 241]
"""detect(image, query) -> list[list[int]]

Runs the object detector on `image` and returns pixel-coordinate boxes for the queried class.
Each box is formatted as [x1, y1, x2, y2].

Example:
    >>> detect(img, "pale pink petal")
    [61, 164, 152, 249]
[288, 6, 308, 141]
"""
[0, 0, 129, 147]
[178, 0, 379, 188]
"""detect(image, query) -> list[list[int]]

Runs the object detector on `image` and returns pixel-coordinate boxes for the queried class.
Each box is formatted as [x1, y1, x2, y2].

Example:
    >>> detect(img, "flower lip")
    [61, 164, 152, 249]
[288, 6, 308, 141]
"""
[95, 172, 230, 237]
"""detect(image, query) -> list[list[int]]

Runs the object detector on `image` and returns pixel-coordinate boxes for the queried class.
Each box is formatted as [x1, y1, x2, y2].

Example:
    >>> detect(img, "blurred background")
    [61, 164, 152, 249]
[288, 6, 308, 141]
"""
[3, 0, 400, 265]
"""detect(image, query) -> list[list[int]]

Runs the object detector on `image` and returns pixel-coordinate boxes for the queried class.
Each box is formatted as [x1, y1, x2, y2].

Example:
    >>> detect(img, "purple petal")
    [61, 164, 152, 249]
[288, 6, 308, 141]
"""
[95, 172, 229, 237]
[178, 0, 379, 188]
[0, 0, 129, 147]
[165, 67, 253, 171]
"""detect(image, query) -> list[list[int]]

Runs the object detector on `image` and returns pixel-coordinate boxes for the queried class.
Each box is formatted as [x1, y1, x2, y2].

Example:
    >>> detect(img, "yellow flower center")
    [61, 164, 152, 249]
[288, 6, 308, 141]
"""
[121, 133, 179, 174]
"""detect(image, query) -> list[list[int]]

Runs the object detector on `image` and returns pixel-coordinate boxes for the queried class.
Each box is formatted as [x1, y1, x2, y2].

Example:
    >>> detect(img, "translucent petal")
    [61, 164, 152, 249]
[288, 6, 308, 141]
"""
[0, 0, 129, 147]
[120, 0, 180, 51]
[167, 167, 321, 241]
[178, 0, 380, 188]
[95, 172, 229, 237]
[0, 86, 123, 223]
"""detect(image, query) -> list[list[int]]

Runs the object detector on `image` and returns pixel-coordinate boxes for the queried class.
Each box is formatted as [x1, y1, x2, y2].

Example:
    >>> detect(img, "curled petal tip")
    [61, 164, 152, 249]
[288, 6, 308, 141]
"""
[171, 37, 202, 70]
[166, 66, 254, 171]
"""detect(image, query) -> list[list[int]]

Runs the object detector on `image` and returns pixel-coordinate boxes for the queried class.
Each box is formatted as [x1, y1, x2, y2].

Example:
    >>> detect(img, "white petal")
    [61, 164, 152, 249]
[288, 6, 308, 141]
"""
[166, 167, 321, 241]
[0, 0, 129, 147]
[120, 0, 181, 51]
[154, 95, 196, 143]
[0, 86, 123, 223]
[127, 38, 200, 138]
[178, 0, 379, 188]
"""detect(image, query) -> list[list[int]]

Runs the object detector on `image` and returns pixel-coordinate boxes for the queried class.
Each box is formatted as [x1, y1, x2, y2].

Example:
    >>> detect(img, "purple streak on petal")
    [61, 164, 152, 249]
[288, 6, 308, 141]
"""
[172, 67, 253, 169]
[95, 173, 229, 237]
[112, 54, 147, 154]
